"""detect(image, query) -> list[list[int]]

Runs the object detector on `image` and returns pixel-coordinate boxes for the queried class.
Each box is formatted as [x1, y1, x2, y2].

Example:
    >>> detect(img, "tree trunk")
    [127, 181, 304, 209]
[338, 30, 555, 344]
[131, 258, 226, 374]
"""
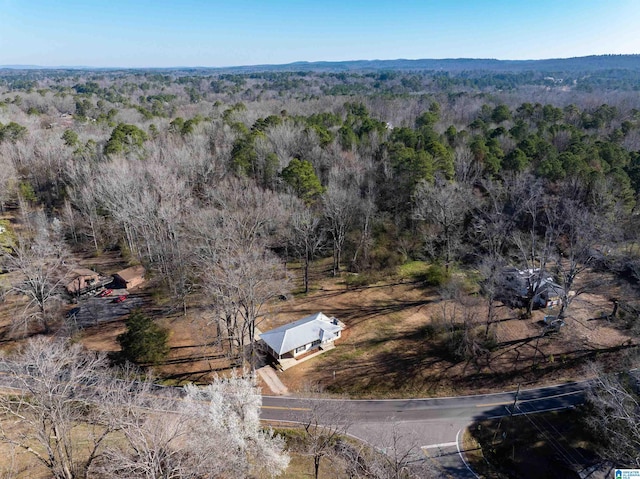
[333, 246, 341, 276]
[314, 456, 321, 479]
[304, 255, 310, 293]
[485, 296, 494, 338]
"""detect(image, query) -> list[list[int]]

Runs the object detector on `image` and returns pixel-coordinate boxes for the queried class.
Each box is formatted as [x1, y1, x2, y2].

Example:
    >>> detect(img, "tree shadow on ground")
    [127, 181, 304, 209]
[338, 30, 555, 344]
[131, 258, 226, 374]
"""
[313, 318, 639, 397]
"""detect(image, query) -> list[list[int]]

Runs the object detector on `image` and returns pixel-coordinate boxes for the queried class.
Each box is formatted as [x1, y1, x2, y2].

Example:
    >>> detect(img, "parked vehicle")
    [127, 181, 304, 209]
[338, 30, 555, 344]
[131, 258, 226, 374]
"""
[98, 289, 113, 297]
[114, 295, 127, 303]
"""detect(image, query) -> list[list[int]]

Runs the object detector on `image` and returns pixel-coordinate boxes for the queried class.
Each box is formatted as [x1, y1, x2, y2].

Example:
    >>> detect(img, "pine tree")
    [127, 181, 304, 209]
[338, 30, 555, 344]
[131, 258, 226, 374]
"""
[117, 310, 169, 365]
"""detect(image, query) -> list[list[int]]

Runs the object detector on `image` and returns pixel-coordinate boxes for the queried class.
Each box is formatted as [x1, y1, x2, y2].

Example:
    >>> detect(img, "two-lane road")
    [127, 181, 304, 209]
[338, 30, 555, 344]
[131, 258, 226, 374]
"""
[261, 381, 587, 478]
[261, 381, 585, 422]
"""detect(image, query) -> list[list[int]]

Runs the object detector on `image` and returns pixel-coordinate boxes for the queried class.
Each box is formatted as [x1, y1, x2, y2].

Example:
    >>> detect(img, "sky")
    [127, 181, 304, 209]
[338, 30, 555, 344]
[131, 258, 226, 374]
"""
[1, 0, 639, 68]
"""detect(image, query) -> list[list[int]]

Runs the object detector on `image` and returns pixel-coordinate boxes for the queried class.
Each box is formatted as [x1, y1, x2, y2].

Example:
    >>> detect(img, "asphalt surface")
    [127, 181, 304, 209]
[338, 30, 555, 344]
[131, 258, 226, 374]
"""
[261, 381, 586, 477]
[261, 381, 584, 422]
[0, 353, 587, 478]
[66, 289, 144, 328]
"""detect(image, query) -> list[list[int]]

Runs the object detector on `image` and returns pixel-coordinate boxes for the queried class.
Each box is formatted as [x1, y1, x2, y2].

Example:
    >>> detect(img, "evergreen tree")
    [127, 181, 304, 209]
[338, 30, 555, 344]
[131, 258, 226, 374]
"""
[117, 310, 170, 365]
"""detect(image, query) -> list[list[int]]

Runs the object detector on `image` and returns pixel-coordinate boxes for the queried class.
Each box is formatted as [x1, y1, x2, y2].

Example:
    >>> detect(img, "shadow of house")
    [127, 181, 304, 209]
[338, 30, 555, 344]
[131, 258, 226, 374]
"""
[113, 265, 146, 290]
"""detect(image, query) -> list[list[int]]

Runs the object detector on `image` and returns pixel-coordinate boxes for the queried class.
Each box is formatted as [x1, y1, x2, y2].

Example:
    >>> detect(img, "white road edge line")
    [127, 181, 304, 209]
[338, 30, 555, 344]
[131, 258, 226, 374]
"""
[422, 441, 458, 449]
[456, 428, 481, 479]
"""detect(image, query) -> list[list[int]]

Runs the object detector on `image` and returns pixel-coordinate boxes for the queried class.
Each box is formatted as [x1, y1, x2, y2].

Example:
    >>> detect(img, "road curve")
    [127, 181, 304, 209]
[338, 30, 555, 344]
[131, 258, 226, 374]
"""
[261, 381, 587, 478]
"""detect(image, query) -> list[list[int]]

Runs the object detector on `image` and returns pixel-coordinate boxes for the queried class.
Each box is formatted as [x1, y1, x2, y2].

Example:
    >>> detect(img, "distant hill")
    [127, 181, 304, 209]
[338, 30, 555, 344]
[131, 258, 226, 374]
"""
[2, 54, 640, 74]
[213, 55, 640, 74]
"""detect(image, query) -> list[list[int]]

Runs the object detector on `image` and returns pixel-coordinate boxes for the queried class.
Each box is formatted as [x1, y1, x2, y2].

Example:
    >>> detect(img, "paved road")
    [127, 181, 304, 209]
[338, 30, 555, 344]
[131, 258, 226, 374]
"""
[0, 359, 587, 478]
[261, 381, 586, 477]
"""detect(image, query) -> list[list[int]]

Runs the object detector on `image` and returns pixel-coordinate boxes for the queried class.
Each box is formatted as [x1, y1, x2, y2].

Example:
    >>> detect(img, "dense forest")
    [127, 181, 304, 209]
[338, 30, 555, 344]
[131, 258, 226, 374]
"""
[2, 60, 640, 339]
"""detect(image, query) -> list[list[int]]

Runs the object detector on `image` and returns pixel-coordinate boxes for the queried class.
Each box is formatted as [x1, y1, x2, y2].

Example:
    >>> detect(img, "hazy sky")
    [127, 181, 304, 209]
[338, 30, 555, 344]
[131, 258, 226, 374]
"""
[1, 0, 639, 67]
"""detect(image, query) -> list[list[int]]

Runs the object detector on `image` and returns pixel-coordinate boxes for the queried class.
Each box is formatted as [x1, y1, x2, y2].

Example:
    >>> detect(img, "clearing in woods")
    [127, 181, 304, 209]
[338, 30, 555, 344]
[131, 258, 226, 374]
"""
[1, 253, 636, 397]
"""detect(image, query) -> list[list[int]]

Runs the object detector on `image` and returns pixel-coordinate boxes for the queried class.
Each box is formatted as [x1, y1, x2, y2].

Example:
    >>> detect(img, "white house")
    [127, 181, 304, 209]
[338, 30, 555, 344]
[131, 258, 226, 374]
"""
[260, 312, 343, 360]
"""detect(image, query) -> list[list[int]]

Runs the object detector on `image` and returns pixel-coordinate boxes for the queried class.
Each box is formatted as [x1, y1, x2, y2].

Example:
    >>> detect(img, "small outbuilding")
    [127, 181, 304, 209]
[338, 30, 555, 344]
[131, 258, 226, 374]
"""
[261, 312, 343, 361]
[113, 265, 146, 290]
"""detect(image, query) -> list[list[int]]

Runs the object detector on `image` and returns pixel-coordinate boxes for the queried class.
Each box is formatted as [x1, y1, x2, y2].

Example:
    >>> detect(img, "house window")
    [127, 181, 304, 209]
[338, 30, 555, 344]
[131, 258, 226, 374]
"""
[295, 345, 307, 354]
[312, 339, 321, 347]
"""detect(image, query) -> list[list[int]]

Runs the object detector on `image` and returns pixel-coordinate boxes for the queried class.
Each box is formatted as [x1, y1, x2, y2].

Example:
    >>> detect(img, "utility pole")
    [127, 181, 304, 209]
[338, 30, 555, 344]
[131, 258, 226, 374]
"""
[510, 383, 521, 416]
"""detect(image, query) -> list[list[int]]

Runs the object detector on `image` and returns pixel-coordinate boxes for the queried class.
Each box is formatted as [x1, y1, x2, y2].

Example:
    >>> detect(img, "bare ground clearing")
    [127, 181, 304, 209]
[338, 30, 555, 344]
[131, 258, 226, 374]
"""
[0, 254, 637, 398]
[263, 268, 636, 398]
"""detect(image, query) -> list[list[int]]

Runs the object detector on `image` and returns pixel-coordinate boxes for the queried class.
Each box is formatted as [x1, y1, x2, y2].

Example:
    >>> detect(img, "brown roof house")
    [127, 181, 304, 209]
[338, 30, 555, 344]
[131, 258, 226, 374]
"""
[113, 265, 146, 290]
[66, 268, 101, 295]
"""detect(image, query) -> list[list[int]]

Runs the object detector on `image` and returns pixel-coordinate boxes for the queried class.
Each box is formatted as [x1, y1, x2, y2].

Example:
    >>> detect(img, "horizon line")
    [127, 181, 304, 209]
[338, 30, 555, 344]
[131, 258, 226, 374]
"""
[2, 53, 639, 71]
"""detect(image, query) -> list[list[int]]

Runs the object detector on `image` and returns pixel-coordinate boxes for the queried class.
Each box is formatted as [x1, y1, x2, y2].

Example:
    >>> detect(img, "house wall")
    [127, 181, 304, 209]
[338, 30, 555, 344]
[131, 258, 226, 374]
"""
[114, 274, 145, 290]
[293, 340, 321, 357]
[291, 332, 341, 358]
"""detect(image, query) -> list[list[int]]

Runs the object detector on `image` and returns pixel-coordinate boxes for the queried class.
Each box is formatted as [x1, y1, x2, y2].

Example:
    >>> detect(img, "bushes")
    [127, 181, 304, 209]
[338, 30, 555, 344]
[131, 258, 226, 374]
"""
[408, 263, 451, 286]
[422, 264, 450, 286]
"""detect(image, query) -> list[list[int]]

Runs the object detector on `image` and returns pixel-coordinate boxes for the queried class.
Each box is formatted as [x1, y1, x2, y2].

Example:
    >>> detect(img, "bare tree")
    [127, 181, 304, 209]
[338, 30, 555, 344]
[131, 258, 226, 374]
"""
[553, 200, 607, 319]
[0, 338, 130, 479]
[453, 144, 481, 186]
[511, 186, 558, 317]
[191, 179, 293, 366]
[296, 395, 353, 479]
[289, 205, 326, 293]
[323, 179, 358, 276]
[584, 365, 640, 468]
[0, 150, 17, 211]
[413, 177, 471, 271]
[100, 372, 289, 479]
[0, 338, 288, 479]
[201, 240, 290, 368]
[473, 175, 535, 334]
[350, 185, 377, 271]
[67, 175, 102, 253]
[1, 213, 73, 334]
[366, 423, 437, 479]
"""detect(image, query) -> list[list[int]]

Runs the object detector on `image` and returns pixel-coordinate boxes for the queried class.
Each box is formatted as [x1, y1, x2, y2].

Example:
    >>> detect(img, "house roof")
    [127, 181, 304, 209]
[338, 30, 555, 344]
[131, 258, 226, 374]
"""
[66, 268, 100, 293]
[260, 312, 342, 356]
[114, 265, 145, 282]
[536, 278, 564, 296]
[69, 268, 99, 278]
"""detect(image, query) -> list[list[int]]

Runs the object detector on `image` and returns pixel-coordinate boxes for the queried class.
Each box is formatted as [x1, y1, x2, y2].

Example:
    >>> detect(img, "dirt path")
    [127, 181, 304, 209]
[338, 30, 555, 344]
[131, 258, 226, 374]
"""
[257, 366, 290, 396]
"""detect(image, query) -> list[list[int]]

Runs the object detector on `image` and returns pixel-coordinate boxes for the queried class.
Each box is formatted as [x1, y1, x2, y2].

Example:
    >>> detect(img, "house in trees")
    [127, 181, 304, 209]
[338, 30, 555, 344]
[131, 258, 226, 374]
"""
[534, 279, 564, 308]
[260, 313, 343, 365]
[113, 265, 146, 290]
[501, 268, 564, 308]
[66, 268, 110, 296]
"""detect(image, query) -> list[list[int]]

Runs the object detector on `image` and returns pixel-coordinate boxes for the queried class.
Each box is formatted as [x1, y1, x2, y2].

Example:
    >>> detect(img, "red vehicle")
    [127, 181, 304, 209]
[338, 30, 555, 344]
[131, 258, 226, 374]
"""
[98, 289, 113, 297]
[114, 295, 127, 303]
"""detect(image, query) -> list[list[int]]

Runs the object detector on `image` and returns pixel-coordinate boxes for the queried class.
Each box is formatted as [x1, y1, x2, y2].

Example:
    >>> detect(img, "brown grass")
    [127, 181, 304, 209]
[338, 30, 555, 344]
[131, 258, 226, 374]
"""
[0, 253, 636, 398]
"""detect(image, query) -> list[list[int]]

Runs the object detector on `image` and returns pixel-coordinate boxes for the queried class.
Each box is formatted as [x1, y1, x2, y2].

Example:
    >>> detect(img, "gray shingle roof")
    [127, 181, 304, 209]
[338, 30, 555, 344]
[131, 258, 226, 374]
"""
[260, 312, 342, 356]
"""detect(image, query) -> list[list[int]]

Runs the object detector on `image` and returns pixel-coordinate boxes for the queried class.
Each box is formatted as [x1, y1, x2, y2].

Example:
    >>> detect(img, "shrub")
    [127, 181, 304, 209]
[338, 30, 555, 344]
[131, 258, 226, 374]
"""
[344, 272, 380, 289]
[117, 310, 169, 365]
[420, 264, 450, 287]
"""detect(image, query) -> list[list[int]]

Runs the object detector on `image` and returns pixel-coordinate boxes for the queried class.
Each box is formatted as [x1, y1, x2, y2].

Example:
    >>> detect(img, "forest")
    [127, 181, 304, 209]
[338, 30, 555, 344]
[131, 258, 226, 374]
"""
[1, 57, 640, 476]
